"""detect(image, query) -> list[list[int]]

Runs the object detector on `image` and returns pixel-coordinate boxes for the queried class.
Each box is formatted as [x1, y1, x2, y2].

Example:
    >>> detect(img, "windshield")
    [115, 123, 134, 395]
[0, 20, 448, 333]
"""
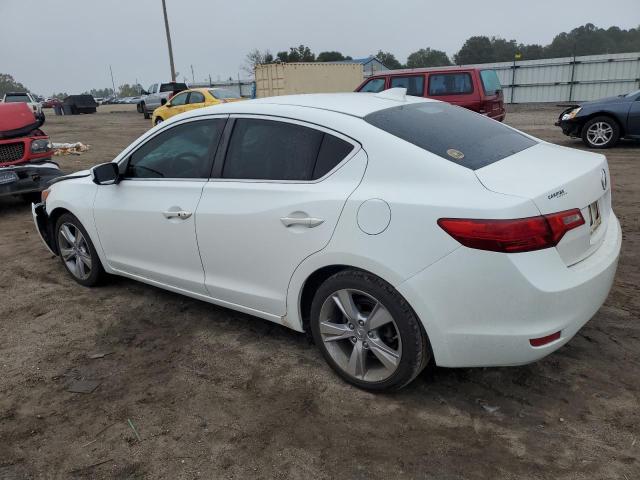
[624, 89, 640, 98]
[209, 89, 240, 99]
[480, 70, 502, 95]
[364, 102, 536, 170]
[4, 94, 30, 103]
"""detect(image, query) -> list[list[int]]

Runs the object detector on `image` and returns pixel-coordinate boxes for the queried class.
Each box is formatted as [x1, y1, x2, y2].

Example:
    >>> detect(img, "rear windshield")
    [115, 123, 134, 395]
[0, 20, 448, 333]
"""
[480, 70, 502, 95]
[209, 88, 240, 99]
[160, 82, 188, 92]
[4, 94, 29, 103]
[364, 102, 536, 170]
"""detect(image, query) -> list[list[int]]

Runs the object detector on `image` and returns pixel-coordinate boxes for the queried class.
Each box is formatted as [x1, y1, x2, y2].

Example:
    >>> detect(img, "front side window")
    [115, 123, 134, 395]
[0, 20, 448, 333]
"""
[222, 119, 354, 181]
[170, 92, 189, 106]
[148, 84, 158, 94]
[359, 78, 386, 93]
[126, 119, 225, 179]
[390, 76, 425, 97]
[428, 73, 473, 96]
[364, 102, 536, 170]
[189, 92, 205, 104]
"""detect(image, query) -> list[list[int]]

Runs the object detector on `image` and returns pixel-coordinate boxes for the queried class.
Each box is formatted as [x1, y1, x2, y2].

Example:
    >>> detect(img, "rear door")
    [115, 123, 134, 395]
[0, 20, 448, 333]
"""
[185, 90, 206, 113]
[196, 116, 367, 316]
[426, 71, 480, 112]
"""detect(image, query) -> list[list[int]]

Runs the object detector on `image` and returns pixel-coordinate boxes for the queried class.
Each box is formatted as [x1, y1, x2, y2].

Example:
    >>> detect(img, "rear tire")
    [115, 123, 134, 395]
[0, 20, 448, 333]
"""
[137, 102, 144, 113]
[54, 213, 105, 287]
[310, 269, 430, 392]
[581, 116, 620, 149]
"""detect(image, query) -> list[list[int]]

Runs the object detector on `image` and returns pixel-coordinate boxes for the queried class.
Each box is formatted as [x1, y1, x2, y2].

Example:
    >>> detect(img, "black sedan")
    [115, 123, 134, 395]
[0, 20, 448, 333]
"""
[556, 89, 640, 148]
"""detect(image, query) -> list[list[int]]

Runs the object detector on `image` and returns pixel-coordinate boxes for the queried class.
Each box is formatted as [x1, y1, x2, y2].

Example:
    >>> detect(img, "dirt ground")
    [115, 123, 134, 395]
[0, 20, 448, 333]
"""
[0, 104, 638, 480]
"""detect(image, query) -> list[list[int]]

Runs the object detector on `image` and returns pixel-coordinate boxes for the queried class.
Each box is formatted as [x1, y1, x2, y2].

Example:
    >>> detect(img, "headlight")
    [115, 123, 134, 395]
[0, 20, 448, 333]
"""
[561, 107, 582, 121]
[31, 139, 51, 153]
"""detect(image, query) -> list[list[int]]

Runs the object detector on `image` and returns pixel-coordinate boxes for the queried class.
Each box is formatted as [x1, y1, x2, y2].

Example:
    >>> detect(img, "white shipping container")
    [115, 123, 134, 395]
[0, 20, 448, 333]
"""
[255, 63, 364, 98]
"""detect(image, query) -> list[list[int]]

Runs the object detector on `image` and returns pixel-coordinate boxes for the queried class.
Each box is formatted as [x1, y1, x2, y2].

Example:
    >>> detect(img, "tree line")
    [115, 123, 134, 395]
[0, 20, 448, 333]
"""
[245, 23, 640, 72]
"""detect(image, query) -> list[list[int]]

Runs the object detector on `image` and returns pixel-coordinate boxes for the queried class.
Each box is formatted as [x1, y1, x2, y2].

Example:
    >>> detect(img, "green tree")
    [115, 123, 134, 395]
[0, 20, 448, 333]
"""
[317, 51, 352, 62]
[454, 36, 494, 64]
[374, 50, 403, 69]
[82, 87, 115, 98]
[0, 73, 29, 97]
[118, 84, 141, 97]
[406, 48, 452, 68]
[277, 45, 315, 62]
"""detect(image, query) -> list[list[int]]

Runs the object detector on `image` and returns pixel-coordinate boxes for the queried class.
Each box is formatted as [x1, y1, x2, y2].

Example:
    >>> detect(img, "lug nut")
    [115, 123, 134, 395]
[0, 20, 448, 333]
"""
[367, 331, 375, 338]
[348, 323, 355, 330]
[351, 337, 357, 344]
[358, 320, 365, 327]
[363, 341, 369, 349]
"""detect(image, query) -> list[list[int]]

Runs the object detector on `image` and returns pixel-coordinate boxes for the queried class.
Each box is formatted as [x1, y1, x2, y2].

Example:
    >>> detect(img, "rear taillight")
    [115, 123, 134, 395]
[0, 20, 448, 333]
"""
[438, 209, 585, 253]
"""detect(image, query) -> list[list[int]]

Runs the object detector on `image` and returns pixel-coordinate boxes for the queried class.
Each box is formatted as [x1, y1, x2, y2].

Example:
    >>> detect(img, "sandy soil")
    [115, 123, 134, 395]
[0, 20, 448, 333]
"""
[0, 104, 638, 479]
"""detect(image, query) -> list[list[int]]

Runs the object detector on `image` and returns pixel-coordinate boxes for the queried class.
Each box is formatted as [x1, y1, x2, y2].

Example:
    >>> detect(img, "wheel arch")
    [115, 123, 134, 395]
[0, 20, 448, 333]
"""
[580, 111, 625, 137]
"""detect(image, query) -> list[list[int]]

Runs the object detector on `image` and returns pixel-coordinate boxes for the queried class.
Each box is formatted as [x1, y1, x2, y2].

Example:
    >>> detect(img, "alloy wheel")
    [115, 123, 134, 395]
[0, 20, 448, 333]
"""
[318, 288, 402, 382]
[586, 122, 613, 146]
[57, 222, 92, 281]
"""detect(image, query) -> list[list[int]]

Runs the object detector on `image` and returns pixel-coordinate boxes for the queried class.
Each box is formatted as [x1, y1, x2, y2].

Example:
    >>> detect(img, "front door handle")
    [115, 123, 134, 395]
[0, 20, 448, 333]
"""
[280, 216, 324, 228]
[163, 210, 192, 220]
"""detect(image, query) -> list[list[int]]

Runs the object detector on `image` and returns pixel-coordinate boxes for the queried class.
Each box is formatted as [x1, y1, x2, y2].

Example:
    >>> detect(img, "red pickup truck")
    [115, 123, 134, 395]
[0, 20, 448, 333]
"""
[0, 103, 61, 202]
[355, 67, 506, 122]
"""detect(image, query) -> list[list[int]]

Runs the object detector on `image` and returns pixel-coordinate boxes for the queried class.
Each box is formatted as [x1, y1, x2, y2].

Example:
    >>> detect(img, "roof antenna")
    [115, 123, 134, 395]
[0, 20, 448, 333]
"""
[374, 87, 407, 102]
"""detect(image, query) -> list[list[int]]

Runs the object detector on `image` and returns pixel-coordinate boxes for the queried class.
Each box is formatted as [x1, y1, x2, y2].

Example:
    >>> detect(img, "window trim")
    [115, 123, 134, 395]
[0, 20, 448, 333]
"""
[389, 74, 426, 97]
[118, 115, 228, 182]
[358, 77, 388, 93]
[169, 91, 190, 106]
[188, 91, 206, 104]
[210, 114, 361, 184]
[427, 72, 474, 97]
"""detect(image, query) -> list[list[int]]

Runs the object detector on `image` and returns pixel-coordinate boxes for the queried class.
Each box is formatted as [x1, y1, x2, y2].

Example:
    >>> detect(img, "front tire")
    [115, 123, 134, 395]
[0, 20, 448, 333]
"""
[154, 117, 163, 125]
[54, 213, 104, 287]
[310, 269, 430, 392]
[581, 116, 620, 149]
[143, 105, 151, 119]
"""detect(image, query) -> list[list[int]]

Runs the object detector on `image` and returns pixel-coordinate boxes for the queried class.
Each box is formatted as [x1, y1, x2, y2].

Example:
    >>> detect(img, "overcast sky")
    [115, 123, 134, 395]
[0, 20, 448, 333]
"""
[1, 0, 638, 95]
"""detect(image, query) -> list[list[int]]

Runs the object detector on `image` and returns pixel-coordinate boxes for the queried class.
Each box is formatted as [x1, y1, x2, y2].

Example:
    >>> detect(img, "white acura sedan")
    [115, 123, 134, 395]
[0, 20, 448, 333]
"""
[33, 89, 621, 391]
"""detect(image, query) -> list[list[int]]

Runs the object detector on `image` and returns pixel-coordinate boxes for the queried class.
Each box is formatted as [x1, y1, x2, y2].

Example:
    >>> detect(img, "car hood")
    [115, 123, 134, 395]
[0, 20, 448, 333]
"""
[578, 95, 627, 108]
[0, 103, 42, 139]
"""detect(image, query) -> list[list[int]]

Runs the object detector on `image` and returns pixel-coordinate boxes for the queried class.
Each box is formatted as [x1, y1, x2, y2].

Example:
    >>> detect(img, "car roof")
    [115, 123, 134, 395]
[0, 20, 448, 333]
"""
[368, 66, 483, 76]
[186, 92, 432, 118]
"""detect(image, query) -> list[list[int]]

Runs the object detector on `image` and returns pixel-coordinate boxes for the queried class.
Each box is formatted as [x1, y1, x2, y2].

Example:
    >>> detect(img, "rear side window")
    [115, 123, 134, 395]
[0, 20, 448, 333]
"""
[390, 76, 424, 97]
[222, 119, 354, 181]
[209, 89, 240, 99]
[189, 92, 205, 103]
[160, 82, 188, 92]
[360, 78, 385, 93]
[364, 102, 536, 170]
[428, 73, 473, 96]
[480, 70, 502, 95]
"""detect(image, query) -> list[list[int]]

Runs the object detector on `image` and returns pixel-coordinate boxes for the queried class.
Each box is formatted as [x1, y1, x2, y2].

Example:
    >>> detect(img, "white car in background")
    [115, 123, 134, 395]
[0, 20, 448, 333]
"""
[32, 90, 621, 391]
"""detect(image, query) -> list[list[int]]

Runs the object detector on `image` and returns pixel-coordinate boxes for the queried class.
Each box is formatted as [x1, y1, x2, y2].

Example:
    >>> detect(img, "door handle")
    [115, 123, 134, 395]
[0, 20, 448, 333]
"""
[280, 216, 324, 228]
[163, 210, 192, 219]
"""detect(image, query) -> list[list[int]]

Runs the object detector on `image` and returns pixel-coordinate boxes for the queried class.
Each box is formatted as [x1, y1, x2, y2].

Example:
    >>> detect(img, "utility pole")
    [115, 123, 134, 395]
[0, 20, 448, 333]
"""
[161, 0, 176, 82]
[191, 64, 195, 84]
[109, 65, 117, 97]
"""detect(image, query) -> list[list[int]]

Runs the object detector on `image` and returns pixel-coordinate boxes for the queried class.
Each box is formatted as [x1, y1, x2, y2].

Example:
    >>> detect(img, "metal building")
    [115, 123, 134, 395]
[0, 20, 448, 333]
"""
[465, 52, 640, 103]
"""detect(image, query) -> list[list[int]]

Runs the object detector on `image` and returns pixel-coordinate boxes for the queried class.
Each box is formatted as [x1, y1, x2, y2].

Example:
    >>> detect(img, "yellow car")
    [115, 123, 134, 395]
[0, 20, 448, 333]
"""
[151, 87, 243, 125]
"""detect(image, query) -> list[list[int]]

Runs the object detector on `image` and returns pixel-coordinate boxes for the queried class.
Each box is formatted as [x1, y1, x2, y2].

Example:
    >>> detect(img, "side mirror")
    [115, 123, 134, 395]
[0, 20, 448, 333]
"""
[92, 162, 120, 185]
[161, 98, 168, 106]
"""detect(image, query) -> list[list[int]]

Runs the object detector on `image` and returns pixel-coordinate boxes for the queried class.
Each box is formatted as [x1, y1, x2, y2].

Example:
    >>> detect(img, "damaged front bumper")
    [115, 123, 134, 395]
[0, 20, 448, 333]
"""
[32, 202, 57, 255]
[0, 160, 62, 197]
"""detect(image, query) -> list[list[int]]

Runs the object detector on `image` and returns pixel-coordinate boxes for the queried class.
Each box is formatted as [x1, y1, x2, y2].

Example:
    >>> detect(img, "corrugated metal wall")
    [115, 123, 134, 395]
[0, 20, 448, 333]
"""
[467, 52, 640, 103]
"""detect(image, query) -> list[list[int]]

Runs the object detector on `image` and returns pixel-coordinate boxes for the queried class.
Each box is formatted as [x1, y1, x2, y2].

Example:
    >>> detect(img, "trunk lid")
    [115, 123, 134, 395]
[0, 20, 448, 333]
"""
[475, 142, 611, 265]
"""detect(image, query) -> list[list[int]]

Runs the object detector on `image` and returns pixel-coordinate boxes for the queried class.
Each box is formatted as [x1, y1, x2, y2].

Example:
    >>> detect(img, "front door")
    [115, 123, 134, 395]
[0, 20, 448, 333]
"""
[93, 117, 226, 294]
[196, 116, 367, 316]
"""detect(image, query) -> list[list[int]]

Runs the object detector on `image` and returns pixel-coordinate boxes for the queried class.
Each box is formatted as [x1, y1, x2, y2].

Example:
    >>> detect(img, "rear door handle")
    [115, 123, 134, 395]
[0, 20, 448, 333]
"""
[280, 216, 324, 228]
[163, 210, 192, 220]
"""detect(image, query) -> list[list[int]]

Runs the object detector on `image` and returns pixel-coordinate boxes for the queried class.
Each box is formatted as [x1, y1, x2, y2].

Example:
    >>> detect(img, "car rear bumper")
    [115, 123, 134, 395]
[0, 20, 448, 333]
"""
[398, 214, 621, 368]
[0, 161, 61, 197]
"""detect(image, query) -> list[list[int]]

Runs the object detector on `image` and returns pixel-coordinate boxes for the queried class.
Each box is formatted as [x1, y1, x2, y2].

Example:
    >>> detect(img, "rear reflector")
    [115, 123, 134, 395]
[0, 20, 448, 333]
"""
[438, 209, 585, 253]
[529, 331, 561, 347]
